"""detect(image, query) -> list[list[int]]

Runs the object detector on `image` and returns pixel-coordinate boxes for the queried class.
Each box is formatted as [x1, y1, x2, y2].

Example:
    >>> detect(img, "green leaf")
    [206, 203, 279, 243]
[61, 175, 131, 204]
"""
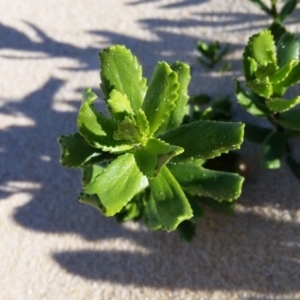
[235, 80, 270, 117]
[58, 133, 114, 167]
[113, 116, 142, 144]
[276, 33, 299, 68]
[82, 165, 104, 186]
[244, 122, 272, 144]
[161, 61, 191, 131]
[244, 30, 277, 75]
[277, 106, 300, 131]
[278, 62, 300, 88]
[269, 59, 299, 84]
[134, 138, 183, 178]
[100, 45, 147, 113]
[135, 109, 150, 144]
[107, 89, 134, 121]
[79, 153, 143, 216]
[144, 194, 162, 230]
[266, 96, 300, 112]
[279, 0, 297, 22]
[246, 78, 273, 98]
[142, 62, 179, 136]
[168, 161, 244, 201]
[160, 120, 244, 162]
[261, 131, 286, 169]
[77, 88, 132, 153]
[148, 166, 193, 232]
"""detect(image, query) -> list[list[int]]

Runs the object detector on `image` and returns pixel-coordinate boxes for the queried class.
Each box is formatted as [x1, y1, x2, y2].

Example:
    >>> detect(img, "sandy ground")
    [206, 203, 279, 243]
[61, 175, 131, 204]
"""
[1, 0, 300, 299]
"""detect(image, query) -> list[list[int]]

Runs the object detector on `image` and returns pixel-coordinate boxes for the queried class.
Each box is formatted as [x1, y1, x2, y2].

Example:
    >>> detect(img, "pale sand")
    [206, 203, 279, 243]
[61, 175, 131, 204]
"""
[0, 0, 300, 299]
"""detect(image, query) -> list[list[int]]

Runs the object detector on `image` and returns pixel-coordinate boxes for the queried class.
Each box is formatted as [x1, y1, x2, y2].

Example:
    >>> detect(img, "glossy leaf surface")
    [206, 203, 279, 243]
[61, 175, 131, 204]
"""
[266, 96, 300, 112]
[142, 62, 179, 136]
[134, 138, 183, 178]
[79, 153, 143, 216]
[235, 81, 269, 117]
[161, 61, 191, 132]
[58, 133, 113, 167]
[148, 166, 193, 232]
[168, 161, 244, 201]
[160, 120, 244, 161]
[100, 45, 147, 113]
[276, 33, 299, 68]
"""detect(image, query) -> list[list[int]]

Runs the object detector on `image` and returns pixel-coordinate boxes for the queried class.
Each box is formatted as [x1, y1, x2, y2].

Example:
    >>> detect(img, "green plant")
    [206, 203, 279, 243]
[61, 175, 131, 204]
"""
[197, 40, 231, 71]
[235, 28, 300, 177]
[58, 45, 244, 240]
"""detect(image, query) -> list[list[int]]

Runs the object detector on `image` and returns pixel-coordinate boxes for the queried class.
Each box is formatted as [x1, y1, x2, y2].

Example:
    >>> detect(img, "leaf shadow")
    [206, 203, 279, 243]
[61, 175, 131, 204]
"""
[0, 21, 100, 71]
[52, 206, 300, 293]
[0, 0, 300, 295]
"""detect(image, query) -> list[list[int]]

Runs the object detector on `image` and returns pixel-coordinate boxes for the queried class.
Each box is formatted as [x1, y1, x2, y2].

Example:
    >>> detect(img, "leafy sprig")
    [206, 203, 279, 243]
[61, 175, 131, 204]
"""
[197, 40, 231, 71]
[236, 29, 300, 175]
[58, 45, 245, 239]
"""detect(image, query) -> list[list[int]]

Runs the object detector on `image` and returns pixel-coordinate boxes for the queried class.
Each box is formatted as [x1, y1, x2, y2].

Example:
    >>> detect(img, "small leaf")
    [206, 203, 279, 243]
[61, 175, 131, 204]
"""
[235, 80, 270, 117]
[113, 116, 142, 144]
[135, 108, 150, 144]
[279, 0, 297, 22]
[134, 138, 183, 178]
[246, 78, 273, 98]
[276, 32, 300, 68]
[244, 29, 277, 70]
[160, 120, 244, 161]
[266, 96, 300, 113]
[261, 131, 286, 169]
[161, 61, 191, 131]
[148, 166, 193, 232]
[78, 88, 132, 153]
[168, 161, 244, 201]
[58, 133, 114, 167]
[100, 45, 147, 113]
[107, 89, 134, 121]
[244, 122, 272, 144]
[79, 153, 143, 216]
[142, 62, 179, 136]
[278, 62, 300, 88]
[277, 106, 300, 131]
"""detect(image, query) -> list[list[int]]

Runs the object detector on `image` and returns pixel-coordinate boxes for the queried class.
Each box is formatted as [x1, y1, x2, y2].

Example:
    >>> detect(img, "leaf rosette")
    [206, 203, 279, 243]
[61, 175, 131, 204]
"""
[58, 45, 244, 233]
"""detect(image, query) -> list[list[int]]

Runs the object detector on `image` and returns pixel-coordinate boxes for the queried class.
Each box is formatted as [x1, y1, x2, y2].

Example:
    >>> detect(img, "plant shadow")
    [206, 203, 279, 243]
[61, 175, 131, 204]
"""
[1, 0, 300, 295]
